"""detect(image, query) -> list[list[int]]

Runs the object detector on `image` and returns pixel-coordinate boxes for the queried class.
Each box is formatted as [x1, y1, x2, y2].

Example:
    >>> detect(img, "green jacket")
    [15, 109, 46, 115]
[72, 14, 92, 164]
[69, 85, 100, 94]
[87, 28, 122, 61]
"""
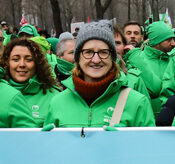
[46, 53, 57, 78]
[142, 45, 169, 80]
[0, 68, 36, 128]
[124, 47, 169, 118]
[44, 75, 155, 127]
[125, 68, 150, 101]
[141, 46, 170, 118]
[9, 77, 60, 127]
[160, 55, 175, 107]
[124, 48, 162, 98]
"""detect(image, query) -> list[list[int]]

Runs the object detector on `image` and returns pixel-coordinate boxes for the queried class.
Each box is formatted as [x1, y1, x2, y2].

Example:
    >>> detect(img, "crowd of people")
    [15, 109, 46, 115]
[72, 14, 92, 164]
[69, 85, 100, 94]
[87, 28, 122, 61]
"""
[0, 18, 175, 128]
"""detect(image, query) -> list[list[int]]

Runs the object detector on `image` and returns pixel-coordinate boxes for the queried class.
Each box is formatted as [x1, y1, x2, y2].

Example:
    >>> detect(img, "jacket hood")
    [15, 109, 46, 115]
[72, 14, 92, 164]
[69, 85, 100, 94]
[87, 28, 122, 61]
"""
[30, 36, 51, 55]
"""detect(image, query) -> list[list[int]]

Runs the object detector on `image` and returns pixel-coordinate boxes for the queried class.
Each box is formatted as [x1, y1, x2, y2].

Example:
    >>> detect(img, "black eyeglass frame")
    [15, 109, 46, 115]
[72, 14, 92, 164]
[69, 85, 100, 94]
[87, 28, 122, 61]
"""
[81, 49, 112, 59]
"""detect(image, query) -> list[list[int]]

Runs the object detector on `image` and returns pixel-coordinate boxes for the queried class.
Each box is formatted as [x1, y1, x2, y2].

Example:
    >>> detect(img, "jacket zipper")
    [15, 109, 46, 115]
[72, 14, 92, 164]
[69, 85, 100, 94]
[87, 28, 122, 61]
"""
[88, 109, 92, 127]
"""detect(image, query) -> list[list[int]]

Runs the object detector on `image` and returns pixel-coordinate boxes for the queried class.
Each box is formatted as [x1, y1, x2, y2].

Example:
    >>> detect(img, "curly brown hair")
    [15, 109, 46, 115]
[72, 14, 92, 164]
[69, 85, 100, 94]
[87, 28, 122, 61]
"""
[0, 38, 58, 94]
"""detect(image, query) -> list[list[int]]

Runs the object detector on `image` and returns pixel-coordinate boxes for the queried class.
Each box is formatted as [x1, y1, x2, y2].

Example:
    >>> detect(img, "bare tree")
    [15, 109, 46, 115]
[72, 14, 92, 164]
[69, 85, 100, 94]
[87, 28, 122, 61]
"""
[50, 0, 63, 37]
[128, 0, 131, 21]
[151, 0, 159, 21]
[95, 0, 112, 19]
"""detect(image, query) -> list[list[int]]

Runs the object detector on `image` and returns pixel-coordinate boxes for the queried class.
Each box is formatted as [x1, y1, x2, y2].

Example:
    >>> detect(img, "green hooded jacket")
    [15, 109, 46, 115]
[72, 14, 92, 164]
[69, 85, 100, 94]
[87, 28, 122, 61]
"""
[125, 68, 150, 101]
[124, 48, 162, 98]
[124, 47, 167, 118]
[160, 55, 175, 107]
[44, 74, 155, 127]
[9, 76, 60, 127]
[141, 45, 170, 117]
[0, 68, 36, 128]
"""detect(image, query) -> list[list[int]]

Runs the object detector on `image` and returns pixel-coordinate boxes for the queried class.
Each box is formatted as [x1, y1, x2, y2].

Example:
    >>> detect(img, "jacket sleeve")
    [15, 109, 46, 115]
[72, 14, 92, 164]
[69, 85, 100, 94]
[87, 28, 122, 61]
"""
[127, 69, 151, 101]
[134, 95, 155, 127]
[127, 50, 162, 98]
[8, 92, 37, 128]
[43, 104, 59, 127]
[160, 57, 175, 107]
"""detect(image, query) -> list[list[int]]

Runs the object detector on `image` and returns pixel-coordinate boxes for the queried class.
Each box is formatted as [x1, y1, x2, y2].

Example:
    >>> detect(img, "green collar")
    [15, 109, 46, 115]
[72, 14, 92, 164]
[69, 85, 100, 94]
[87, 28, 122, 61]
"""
[9, 76, 41, 93]
[144, 45, 169, 59]
[56, 58, 74, 75]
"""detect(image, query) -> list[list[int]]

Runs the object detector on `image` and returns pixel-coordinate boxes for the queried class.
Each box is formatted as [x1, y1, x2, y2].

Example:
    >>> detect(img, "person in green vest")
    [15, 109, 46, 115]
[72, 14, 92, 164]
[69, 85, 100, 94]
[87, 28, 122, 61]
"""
[0, 67, 36, 128]
[44, 20, 155, 128]
[55, 32, 75, 89]
[0, 38, 60, 127]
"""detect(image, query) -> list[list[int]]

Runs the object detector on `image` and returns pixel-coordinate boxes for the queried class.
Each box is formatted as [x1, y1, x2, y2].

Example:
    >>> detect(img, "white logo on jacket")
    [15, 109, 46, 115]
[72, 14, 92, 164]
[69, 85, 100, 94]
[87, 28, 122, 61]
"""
[104, 107, 114, 123]
[32, 105, 40, 118]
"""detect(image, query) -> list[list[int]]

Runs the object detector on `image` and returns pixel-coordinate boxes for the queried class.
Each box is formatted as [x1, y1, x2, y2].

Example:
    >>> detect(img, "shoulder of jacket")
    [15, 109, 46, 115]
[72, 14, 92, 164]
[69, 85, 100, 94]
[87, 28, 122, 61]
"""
[127, 68, 142, 77]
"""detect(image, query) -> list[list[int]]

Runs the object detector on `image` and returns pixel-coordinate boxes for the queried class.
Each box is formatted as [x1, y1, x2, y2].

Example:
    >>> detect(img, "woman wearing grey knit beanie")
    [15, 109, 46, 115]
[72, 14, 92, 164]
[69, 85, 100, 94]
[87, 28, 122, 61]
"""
[44, 20, 155, 128]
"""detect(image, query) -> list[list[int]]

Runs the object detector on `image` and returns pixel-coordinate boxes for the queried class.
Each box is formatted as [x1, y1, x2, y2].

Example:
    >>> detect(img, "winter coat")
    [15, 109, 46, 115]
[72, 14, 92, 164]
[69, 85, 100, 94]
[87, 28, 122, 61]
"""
[125, 68, 150, 101]
[0, 68, 36, 128]
[124, 48, 162, 98]
[9, 76, 60, 127]
[44, 74, 155, 127]
[124, 46, 170, 118]
[160, 55, 175, 107]
[141, 45, 170, 118]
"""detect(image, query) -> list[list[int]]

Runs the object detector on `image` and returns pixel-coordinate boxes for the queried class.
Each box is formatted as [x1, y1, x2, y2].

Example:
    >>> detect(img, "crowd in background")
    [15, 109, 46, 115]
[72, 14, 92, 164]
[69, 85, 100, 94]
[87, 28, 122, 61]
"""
[0, 18, 175, 129]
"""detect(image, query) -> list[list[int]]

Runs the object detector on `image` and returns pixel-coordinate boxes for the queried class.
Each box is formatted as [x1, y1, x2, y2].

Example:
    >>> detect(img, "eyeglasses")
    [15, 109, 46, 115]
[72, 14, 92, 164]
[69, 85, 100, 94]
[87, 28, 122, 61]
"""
[81, 49, 111, 59]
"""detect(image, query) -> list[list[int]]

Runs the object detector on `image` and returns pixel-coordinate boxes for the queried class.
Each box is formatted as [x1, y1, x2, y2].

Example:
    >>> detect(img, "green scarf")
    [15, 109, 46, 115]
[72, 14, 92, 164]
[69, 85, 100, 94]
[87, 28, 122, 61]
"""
[56, 57, 74, 75]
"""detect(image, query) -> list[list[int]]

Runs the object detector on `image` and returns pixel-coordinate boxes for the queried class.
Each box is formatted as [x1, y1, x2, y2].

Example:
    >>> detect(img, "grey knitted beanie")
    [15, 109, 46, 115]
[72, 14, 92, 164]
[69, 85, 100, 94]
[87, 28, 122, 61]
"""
[74, 20, 117, 62]
[59, 32, 74, 42]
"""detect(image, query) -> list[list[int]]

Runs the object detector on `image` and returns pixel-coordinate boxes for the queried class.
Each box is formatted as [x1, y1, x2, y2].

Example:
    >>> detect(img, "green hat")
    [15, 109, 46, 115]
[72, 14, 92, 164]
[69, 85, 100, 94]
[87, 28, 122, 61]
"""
[18, 24, 39, 37]
[30, 36, 51, 54]
[146, 21, 175, 46]
[47, 37, 59, 54]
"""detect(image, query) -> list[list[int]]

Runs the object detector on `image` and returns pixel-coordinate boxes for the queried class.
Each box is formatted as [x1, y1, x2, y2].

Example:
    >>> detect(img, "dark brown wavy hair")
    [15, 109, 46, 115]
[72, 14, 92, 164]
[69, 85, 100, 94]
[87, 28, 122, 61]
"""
[0, 38, 58, 94]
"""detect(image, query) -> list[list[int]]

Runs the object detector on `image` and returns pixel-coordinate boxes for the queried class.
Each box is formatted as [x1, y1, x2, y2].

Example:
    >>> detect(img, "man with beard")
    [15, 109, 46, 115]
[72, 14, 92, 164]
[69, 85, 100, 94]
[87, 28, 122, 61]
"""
[122, 21, 175, 119]
[123, 21, 143, 48]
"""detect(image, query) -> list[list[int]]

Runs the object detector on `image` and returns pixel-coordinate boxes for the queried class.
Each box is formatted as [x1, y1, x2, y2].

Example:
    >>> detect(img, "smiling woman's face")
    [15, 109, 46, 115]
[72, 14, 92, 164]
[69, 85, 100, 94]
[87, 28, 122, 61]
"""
[9, 45, 35, 83]
[79, 40, 113, 83]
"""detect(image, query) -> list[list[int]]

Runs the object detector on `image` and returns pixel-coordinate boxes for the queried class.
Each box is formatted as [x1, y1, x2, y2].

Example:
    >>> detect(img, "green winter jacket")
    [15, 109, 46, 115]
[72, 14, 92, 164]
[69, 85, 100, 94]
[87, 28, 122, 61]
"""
[141, 45, 170, 118]
[44, 74, 155, 127]
[160, 55, 175, 107]
[124, 48, 162, 98]
[124, 47, 169, 118]
[125, 68, 150, 101]
[142, 45, 169, 80]
[9, 76, 60, 127]
[0, 68, 36, 128]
